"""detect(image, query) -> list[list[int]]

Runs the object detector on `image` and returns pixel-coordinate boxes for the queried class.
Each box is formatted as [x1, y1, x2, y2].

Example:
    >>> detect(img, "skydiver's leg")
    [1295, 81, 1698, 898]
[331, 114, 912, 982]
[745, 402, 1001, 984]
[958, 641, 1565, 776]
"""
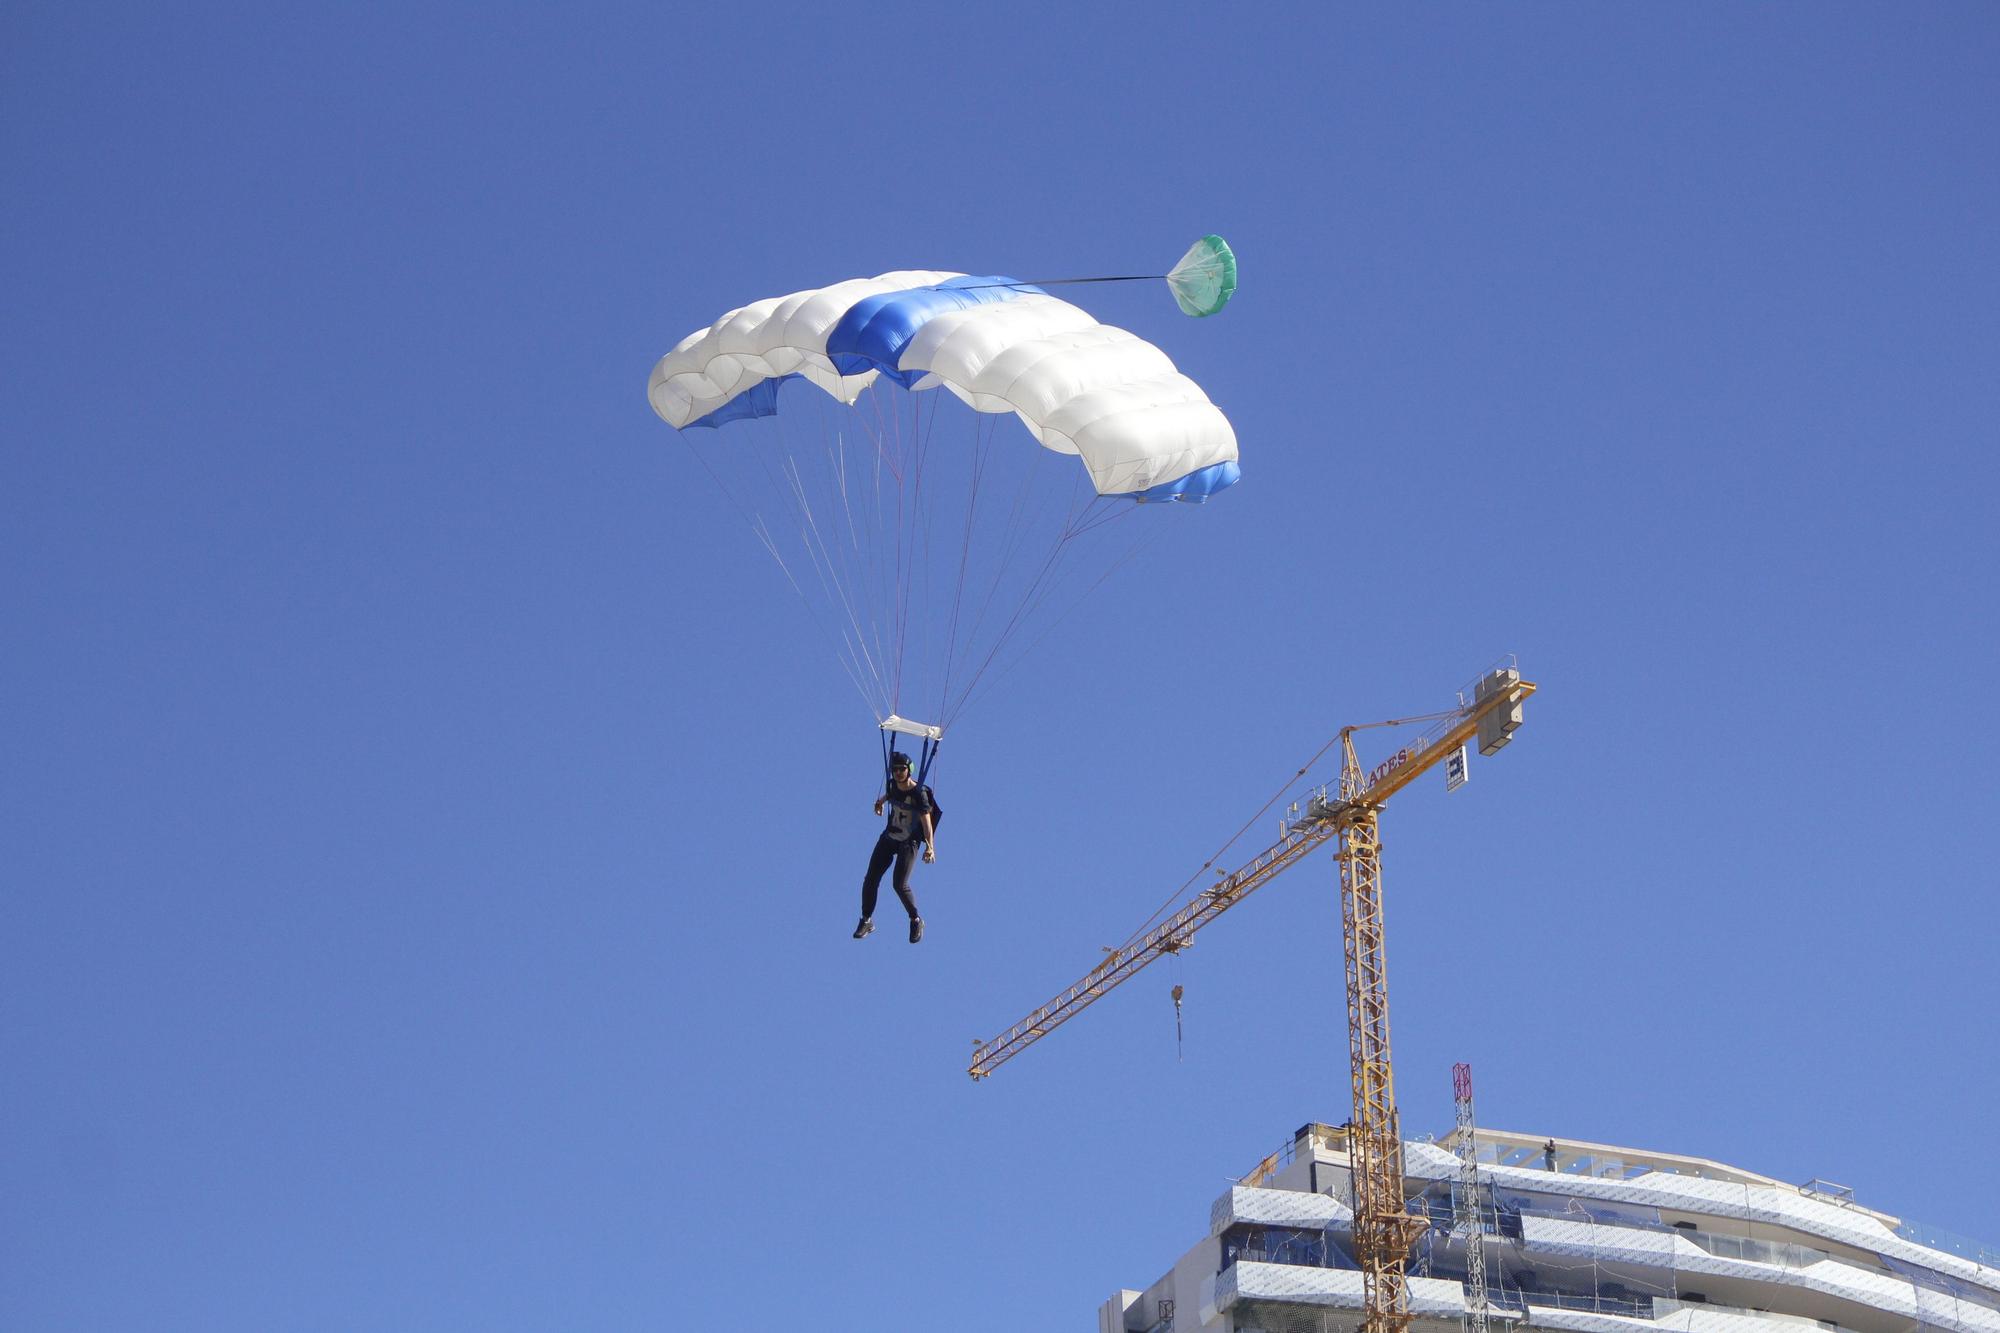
[890, 842, 919, 921]
[860, 836, 897, 921]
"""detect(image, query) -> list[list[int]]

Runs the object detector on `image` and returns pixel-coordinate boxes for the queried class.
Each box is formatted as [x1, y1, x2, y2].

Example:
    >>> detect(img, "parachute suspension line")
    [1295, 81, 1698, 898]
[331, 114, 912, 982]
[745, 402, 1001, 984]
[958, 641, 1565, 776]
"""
[680, 423, 878, 715]
[1006, 490, 1161, 682]
[796, 420, 861, 680]
[939, 458, 1151, 729]
[691, 386, 1160, 736]
[832, 424, 857, 552]
[776, 457, 852, 656]
[952, 509, 1164, 726]
[817, 413, 894, 717]
[939, 472, 1096, 730]
[935, 410, 996, 727]
[833, 381, 901, 715]
[946, 409, 1092, 713]
[898, 386, 935, 717]
[741, 512, 838, 683]
[872, 378, 926, 720]
[820, 419, 891, 706]
[858, 390, 896, 715]
[900, 385, 932, 716]
[780, 450, 891, 718]
[885, 384, 910, 716]
[951, 423, 1046, 668]
[1062, 491, 1139, 541]
[947, 411, 1009, 721]
[864, 379, 905, 483]
[938, 475, 1065, 727]
[683, 421, 889, 718]
[988, 474, 1094, 640]
[790, 404, 891, 719]
[900, 385, 949, 721]
[1003, 469, 1117, 631]
[901, 385, 942, 721]
[853, 398, 899, 717]
[958, 473, 1125, 690]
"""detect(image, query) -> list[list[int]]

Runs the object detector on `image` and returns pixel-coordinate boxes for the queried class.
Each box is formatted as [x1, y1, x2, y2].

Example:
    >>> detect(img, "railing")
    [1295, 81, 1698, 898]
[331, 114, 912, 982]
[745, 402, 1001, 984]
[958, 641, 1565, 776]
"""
[1502, 1205, 1835, 1272]
[1474, 1140, 1740, 1185]
[1894, 1218, 2000, 1270]
[1800, 1179, 1857, 1205]
[1222, 1222, 1359, 1274]
[1240, 1125, 1350, 1186]
[1421, 654, 1517, 752]
[1241, 1136, 1300, 1188]
[1502, 1289, 1656, 1319]
[1232, 1243, 1342, 1270]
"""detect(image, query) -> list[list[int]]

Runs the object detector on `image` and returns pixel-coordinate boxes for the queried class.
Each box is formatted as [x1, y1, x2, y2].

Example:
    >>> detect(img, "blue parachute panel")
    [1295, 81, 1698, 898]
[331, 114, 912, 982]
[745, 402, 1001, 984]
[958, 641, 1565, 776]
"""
[825, 276, 1044, 384]
[683, 375, 795, 431]
[1129, 458, 1240, 503]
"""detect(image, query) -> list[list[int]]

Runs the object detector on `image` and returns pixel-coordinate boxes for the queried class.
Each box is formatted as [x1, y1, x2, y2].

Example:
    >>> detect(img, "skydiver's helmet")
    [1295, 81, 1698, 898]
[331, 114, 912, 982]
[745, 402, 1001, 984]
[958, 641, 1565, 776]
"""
[889, 751, 913, 773]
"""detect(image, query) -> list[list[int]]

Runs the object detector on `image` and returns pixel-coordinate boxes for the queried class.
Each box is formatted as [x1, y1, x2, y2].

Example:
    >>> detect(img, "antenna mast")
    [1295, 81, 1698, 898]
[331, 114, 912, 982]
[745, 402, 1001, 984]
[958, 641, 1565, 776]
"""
[1452, 1063, 1490, 1333]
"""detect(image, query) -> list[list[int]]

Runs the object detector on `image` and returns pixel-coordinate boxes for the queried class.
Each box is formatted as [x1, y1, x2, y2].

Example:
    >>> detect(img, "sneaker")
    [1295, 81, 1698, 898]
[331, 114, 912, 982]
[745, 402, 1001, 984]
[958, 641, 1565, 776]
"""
[853, 918, 874, 940]
[908, 917, 924, 944]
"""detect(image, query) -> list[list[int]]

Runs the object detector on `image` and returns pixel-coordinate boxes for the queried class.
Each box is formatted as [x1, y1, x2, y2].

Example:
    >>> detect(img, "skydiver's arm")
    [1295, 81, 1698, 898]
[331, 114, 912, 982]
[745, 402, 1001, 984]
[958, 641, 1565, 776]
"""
[921, 811, 936, 861]
[874, 788, 886, 816]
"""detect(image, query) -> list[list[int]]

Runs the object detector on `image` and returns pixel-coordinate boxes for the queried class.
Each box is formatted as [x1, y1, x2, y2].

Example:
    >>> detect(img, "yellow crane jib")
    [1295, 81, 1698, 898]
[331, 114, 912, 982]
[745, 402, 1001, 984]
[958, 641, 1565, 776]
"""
[966, 664, 1536, 1082]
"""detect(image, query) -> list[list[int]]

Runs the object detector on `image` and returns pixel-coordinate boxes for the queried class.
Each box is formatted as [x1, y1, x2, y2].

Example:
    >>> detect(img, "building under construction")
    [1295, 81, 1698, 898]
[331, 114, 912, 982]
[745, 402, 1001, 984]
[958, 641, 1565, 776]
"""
[1098, 1126, 2000, 1333]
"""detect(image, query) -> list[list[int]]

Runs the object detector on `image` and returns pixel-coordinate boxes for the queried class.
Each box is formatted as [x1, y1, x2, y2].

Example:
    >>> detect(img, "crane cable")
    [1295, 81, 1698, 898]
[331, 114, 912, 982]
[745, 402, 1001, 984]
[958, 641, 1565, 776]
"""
[1114, 707, 1467, 953]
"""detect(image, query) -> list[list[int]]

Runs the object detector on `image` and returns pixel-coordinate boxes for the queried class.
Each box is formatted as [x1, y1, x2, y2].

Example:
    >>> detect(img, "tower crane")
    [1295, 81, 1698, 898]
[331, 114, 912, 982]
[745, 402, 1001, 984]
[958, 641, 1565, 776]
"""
[969, 663, 1537, 1333]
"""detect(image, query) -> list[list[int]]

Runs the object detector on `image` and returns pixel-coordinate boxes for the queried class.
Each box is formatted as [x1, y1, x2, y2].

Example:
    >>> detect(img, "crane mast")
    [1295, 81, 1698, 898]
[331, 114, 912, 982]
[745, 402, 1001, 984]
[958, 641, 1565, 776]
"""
[967, 665, 1536, 1333]
[1340, 730, 1429, 1333]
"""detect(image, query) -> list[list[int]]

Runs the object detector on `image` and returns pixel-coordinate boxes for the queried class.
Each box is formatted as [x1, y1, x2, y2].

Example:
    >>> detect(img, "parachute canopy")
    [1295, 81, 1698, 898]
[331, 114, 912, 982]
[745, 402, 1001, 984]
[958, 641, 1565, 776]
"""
[649, 263, 1241, 736]
[648, 271, 1239, 503]
[1166, 235, 1238, 318]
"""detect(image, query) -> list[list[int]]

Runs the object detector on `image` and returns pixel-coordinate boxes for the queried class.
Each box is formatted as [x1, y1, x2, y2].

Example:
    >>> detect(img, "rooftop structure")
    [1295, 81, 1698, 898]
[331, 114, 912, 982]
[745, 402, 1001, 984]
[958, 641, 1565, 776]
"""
[1101, 1126, 1999, 1333]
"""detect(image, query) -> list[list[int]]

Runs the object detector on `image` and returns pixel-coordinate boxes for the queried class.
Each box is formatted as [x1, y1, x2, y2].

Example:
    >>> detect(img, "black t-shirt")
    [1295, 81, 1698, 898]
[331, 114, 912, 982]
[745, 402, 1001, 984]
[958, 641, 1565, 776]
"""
[880, 781, 934, 845]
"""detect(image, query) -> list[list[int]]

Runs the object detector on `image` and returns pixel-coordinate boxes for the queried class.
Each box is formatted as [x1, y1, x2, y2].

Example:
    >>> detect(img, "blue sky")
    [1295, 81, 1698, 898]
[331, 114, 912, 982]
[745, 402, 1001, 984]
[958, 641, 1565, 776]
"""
[4, 4, 1996, 1328]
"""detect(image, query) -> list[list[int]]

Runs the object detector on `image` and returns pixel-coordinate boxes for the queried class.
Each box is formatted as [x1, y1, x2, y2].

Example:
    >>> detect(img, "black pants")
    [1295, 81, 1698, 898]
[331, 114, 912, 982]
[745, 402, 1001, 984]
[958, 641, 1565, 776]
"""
[861, 834, 921, 921]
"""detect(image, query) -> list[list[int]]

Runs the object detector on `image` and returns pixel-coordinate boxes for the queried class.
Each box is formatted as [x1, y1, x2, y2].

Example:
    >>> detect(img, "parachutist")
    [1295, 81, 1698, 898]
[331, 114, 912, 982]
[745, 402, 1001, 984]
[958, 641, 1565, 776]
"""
[854, 750, 937, 944]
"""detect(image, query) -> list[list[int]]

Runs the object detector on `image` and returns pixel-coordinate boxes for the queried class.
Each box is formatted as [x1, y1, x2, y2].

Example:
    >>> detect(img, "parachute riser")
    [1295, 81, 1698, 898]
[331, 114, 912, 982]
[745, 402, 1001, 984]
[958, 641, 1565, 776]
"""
[880, 715, 944, 788]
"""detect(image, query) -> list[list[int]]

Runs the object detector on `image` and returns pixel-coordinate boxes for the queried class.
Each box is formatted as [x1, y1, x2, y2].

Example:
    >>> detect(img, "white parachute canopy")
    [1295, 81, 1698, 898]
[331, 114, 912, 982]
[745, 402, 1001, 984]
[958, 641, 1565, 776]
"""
[648, 270, 1240, 734]
[649, 272, 1238, 501]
